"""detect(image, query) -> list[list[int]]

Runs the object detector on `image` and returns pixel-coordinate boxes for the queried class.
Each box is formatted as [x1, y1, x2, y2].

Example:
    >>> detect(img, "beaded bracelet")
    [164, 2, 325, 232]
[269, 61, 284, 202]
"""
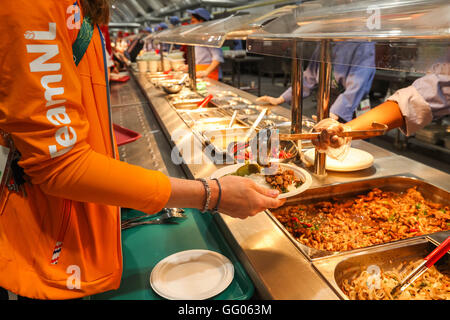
[196, 178, 211, 213]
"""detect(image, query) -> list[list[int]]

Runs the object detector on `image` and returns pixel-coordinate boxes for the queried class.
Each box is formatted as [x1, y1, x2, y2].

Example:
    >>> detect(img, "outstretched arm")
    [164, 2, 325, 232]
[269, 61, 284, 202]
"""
[166, 176, 285, 219]
[346, 100, 405, 132]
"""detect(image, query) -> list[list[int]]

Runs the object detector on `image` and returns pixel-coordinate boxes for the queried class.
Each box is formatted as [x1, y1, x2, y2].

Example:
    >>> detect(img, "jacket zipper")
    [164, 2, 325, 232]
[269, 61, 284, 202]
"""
[98, 25, 123, 269]
[98, 26, 116, 160]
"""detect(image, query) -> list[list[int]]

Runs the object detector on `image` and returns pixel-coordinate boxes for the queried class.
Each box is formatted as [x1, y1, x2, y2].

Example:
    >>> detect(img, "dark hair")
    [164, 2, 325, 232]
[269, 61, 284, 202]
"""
[80, 0, 110, 25]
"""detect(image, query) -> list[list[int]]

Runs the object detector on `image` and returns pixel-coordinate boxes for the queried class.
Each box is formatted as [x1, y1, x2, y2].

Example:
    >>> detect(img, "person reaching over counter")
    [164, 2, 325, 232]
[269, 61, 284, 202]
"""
[312, 61, 450, 152]
[187, 8, 224, 80]
[257, 42, 376, 123]
[0, 0, 284, 300]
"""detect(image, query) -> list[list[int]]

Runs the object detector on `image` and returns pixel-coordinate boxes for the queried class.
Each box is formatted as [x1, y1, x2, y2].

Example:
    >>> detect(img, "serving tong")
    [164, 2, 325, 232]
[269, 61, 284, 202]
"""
[228, 110, 238, 128]
[229, 122, 388, 167]
[197, 94, 214, 109]
[390, 236, 450, 296]
[121, 208, 187, 230]
[278, 122, 388, 141]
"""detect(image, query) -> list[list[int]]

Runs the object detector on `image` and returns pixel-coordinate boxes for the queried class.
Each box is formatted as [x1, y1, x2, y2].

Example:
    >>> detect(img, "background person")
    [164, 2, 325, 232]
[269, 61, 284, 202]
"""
[313, 61, 450, 151]
[187, 8, 224, 80]
[257, 42, 376, 123]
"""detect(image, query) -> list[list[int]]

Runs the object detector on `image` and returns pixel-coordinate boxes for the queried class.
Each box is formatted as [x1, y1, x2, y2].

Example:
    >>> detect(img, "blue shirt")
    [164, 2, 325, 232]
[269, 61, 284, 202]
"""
[195, 46, 224, 79]
[195, 46, 224, 64]
[281, 42, 376, 122]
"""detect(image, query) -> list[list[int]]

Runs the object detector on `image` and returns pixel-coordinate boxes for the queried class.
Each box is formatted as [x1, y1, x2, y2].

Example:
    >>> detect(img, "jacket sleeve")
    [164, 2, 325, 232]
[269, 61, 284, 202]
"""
[0, 1, 171, 214]
[411, 63, 450, 120]
[387, 63, 450, 136]
[281, 87, 293, 104]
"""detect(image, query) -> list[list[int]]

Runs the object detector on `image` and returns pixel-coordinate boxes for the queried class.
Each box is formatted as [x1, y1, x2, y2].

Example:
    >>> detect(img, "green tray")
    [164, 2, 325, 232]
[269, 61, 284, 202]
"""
[90, 208, 254, 300]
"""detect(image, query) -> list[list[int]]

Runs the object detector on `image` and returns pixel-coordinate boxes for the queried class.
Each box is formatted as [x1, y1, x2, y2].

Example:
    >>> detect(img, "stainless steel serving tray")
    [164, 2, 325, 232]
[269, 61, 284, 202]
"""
[178, 108, 230, 123]
[240, 113, 290, 124]
[173, 105, 251, 159]
[215, 91, 239, 98]
[312, 236, 449, 300]
[171, 100, 215, 110]
[202, 127, 256, 156]
[266, 175, 450, 260]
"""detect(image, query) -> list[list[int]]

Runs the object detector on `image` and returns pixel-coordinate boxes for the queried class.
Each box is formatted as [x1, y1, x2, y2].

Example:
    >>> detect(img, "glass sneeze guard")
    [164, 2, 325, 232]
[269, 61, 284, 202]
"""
[246, 0, 450, 75]
[152, 5, 298, 48]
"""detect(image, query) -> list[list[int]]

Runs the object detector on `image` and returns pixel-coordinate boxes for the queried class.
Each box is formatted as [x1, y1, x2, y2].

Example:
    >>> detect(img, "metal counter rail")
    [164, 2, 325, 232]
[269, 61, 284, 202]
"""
[129, 70, 450, 300]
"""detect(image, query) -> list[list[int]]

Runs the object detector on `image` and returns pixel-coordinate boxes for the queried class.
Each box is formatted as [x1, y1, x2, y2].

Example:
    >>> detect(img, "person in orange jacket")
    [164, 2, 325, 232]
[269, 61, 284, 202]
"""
[0, 0, 284, 300]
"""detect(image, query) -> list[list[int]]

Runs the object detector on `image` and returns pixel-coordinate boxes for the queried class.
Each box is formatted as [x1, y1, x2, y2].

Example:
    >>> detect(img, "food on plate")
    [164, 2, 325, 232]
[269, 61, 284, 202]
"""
[272, 187, 450, 252]
[265, 169, 303, 193]
[234, 163, 261, 176]
[229, 163, 303, 194]
[341, 260, 450, 300]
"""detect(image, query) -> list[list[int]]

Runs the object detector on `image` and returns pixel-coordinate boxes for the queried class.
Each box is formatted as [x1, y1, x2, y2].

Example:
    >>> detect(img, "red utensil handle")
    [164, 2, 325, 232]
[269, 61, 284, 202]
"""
[198, 94, 213, 108]
[425, 236, 450, 268]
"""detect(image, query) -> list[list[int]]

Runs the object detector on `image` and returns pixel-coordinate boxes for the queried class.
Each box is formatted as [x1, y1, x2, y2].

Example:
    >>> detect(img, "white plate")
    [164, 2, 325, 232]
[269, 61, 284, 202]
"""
[210, 163, 312, 199]
[150, 249, 234, 300]
[303, 148, 374, 172]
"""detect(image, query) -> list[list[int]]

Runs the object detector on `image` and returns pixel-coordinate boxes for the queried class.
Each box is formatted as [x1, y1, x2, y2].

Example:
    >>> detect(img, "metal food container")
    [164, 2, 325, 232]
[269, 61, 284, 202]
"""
[178, 109, 230, 122]
[313, 237, 449, 300]
[243, 113, 290, 124]
[266, 175, 450, 260]
[202, 127, 257, 155]
[211, 98, 233, 108]
[191, 118, 247, 132]
[152, 79, 183, 87]
[231, 97, 252, 105]
[273, 119, 315, 134]
[215, 91, 238, 98]
[171, 98, 214, 110]
[167, 92, 202, 102]
[146, 72, 168, 79]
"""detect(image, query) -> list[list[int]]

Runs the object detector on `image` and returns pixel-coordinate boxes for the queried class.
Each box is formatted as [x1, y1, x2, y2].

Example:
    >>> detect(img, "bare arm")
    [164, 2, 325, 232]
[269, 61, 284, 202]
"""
[166, 176, 285, 219]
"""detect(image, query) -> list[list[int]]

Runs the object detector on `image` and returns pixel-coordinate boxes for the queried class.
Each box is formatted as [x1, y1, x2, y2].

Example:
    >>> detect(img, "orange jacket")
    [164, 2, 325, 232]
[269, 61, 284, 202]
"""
[0, 1, 171, 299]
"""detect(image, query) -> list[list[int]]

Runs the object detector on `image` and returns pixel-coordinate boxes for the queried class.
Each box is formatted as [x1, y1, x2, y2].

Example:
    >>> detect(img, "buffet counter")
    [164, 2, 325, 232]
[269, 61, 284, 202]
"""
[121, 70, 449, 300]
